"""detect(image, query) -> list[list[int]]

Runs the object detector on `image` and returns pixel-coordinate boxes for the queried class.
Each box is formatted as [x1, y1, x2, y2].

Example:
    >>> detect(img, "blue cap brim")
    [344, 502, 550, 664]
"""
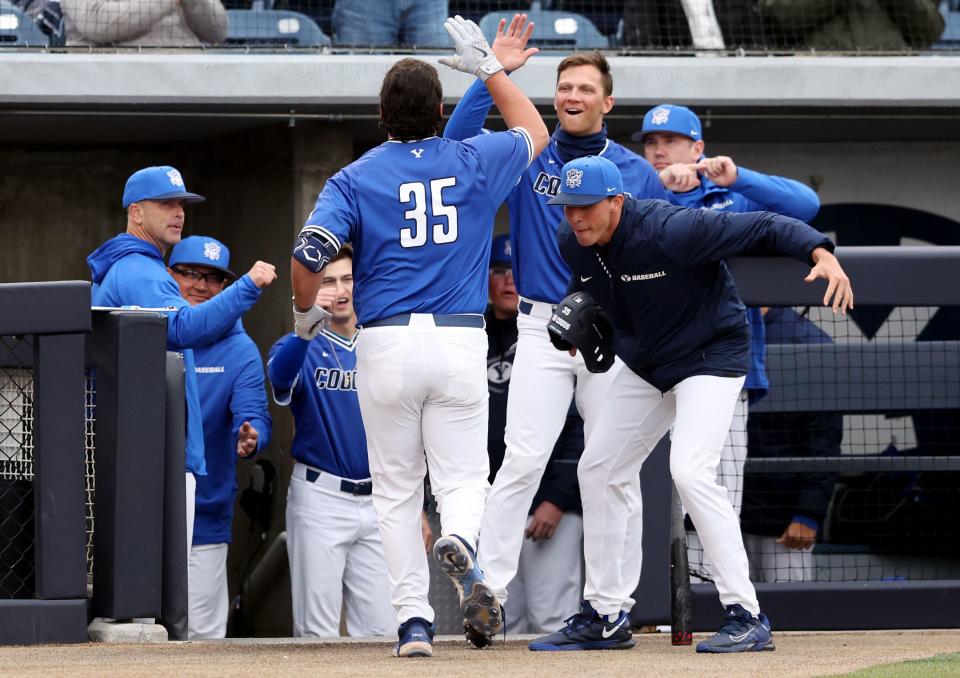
[124, 190, 206, 208]
[548, 192, 609, 206]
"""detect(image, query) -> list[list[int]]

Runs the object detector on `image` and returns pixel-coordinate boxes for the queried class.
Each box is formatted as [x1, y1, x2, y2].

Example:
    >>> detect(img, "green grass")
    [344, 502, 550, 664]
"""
[829, 652, 960, 677]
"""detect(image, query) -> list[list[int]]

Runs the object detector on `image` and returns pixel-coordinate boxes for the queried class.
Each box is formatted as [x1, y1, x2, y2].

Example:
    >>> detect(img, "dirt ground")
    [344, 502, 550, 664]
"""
[2, 630, 958, 678]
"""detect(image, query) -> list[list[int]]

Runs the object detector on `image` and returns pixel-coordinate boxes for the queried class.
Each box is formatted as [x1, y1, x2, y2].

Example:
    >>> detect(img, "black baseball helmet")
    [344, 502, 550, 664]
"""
[547, 291, 616, 373]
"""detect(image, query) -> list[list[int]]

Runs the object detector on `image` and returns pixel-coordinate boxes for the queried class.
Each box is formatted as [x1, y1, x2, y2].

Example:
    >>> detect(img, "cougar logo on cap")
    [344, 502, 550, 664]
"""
[203, 241, 222, 261]
[651, 107, 671, 125]
[565, 168, 583, 189]
[166, 169, 185, 187]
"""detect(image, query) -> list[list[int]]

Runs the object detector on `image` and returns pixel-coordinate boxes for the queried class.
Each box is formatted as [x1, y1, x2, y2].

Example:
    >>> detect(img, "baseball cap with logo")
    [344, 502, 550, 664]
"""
[490, 234, 512, 267]
[632, 104, 702, 142]
[547, 156, 624, 207]
[122, 165, 206, 208]
[168, 235, 234, 277]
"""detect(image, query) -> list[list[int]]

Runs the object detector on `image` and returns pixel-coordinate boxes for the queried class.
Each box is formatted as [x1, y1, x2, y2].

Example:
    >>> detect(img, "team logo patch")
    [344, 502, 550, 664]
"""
[565, 168, 583, 189]
[650, 107, 671, 125]
[203, 241, 222, 261]
[166, 169, 185, 187]
[411, 148, 424, 158]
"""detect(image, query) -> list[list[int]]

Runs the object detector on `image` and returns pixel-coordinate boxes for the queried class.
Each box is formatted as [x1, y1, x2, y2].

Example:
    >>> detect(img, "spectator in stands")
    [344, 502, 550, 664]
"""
[87, 165, 276, 571]
[167, 235, 272, 640]
[758, 0, 945, 51]
[740, 307, 841, 582]
[484, 234, 584, 634]
[62, 0, 228, 47]
[621, 0, 771, 51]
[332, 0, 447, 47]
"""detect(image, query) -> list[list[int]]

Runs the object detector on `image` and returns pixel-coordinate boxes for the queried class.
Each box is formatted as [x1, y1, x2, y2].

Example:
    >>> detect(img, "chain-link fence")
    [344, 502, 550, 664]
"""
[0, 336, 35, 599]
[2, 1, 958, 53]
[685, 305, 960, 586]
[0, 335, 97, 599]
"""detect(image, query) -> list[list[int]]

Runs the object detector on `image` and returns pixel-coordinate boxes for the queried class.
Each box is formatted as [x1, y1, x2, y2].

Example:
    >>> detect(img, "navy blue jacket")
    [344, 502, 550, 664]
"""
[558, 198, 834, 392]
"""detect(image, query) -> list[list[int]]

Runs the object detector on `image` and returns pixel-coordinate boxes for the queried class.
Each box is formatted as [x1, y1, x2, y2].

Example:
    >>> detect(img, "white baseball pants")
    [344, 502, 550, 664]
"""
[356, 317, 490, 625]
[188, 543, 229, 639]
[580, 370, 760, 617]
[504, 513, 584, 634]
[479, 302, 642, 610]
[688, 390, 748, 579]
[286, 463, 395, 637]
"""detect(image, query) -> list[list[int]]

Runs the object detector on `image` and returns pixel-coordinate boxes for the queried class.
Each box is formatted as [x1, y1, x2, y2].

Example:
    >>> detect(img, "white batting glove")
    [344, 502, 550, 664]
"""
[438, 15, 504, 82]
[293, 302, 331, 340]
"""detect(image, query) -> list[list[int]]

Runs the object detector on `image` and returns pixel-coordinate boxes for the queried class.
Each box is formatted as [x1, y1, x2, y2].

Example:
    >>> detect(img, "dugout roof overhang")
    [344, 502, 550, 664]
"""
[1, 53, 959, 145]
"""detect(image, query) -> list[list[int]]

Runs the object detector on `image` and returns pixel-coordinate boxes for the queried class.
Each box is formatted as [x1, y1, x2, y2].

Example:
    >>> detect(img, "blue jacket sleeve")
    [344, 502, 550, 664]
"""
[730, 167, 820, 222]
[267, 333, 310, 403]
[230, 341, 273, 454]
[167, 276, 262, 349]
[443, 78, 493, 141]
[651, 201, 834, 268]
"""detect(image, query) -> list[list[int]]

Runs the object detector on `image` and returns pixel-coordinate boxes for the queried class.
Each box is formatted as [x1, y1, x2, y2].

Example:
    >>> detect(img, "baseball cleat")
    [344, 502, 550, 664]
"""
[464, 620, 495, 648]
[528, 601, 635, 651]
[393, 617, 435, 658]
[696, 604, 775, 653]
[433, 535, 503, 638]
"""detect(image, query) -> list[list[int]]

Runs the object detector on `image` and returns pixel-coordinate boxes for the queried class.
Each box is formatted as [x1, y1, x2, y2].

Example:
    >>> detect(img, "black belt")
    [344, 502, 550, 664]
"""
[363, 313, 484, 328]
[304, 468, 372, 496]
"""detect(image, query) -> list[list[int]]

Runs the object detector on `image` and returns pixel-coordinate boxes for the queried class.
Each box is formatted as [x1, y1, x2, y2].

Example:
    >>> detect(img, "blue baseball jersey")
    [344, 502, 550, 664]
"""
[302, 131, 535, 325]
[268, 330, 370, 480]
[507, 140, 668, 302]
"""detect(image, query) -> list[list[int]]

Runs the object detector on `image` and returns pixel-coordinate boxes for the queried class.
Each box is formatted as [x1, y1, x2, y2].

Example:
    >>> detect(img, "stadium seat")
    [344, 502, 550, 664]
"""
[479, 7, 608, 50]
[226, 8, 331, 47]
[934, 9, 960, 49]
[0, 0, 49, 46]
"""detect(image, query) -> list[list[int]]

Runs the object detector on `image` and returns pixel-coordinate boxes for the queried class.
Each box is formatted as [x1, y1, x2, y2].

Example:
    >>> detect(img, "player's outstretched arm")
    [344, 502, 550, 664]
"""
[439, 15, 548, 156]
[805, 247, 854, 314]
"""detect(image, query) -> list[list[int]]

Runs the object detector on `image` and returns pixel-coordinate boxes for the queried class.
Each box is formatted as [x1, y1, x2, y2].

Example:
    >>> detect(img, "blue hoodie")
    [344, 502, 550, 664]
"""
[192, 319, 272, 545]
[87, 233, 262, 475]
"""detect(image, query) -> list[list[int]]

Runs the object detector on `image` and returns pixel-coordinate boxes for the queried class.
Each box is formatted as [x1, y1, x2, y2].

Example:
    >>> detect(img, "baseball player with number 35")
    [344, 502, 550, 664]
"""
[289, 16, 548, 658]
[531, 155, 852, 653]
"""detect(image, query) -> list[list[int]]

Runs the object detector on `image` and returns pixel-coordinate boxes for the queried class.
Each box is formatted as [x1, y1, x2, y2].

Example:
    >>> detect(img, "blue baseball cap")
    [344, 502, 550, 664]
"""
[632, 104, 702, 142]
[168, 235, 234, 277]
[547, 156, 623, 207]
[490, 234, 512, 267]
[122, 166, 205, 208]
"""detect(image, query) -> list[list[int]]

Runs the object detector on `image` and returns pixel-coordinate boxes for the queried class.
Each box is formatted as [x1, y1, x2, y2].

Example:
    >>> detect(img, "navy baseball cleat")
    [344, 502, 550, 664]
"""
[433, 535, 503, 639]
[528, 601, 635, 651]
[696, 604, 775, 653]
[393, 617, 435, 658]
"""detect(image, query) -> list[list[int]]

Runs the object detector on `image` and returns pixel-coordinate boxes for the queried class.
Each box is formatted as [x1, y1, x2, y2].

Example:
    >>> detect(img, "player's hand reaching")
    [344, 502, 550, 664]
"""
[776, 521, 817, 550]
[314, 286, 337, 312]
[236, 421, 259, 458]
[805, 247, 854, 314]
[491, 13, 539, 73]
[525, 500, 563, 541]
[696, 155, 738, 187]
[439, 15, 504, 82]
[247, 261, 277, 289]
[659, 163, 701, 192]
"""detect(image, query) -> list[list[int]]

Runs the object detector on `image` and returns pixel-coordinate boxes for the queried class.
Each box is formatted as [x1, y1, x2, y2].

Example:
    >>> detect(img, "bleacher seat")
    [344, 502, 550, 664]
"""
[933, 8, 960, 49]
[226, 8, 331, 47]
[0, 0, 49, 46]
[479, 7, 608, 50]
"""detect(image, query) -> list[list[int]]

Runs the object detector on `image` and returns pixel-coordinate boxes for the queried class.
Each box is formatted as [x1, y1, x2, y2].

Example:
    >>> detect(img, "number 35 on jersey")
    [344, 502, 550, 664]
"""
[399, 177, 459, 248]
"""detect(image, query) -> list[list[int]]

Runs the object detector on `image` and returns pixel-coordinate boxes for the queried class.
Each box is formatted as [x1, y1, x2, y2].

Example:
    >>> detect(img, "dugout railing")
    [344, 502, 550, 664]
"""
[0, 282, 189, 645]
[633, 246, 960, 632]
